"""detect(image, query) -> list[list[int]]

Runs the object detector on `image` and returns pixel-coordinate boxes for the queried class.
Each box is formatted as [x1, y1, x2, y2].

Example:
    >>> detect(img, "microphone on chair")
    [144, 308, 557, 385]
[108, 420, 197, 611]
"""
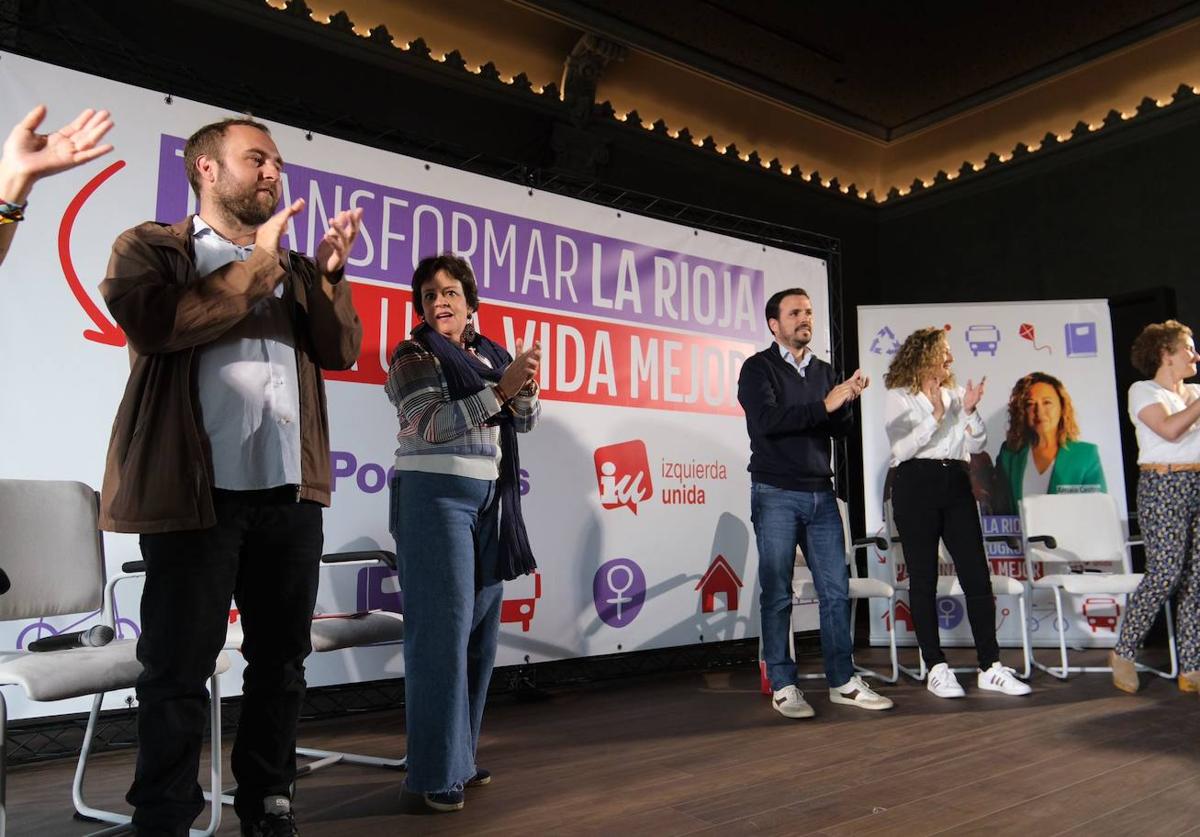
[27, 625, 115, 652]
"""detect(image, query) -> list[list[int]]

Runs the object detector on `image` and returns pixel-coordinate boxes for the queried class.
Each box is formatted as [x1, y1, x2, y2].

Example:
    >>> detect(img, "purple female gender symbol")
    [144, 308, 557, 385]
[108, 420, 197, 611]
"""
[593, 558, 646, 627]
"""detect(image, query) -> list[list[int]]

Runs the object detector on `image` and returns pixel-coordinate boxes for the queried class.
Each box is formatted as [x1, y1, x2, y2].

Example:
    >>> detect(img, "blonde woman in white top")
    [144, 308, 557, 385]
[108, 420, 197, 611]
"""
[884, 327, 1031, 698]
[1112, 320, 1200, 694]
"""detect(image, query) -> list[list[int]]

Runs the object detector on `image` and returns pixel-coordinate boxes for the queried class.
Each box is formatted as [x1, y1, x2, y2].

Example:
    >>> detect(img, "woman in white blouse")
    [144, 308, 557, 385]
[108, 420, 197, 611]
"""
[1112, 320, 1200, 694]
[884, 327, 1031, 698]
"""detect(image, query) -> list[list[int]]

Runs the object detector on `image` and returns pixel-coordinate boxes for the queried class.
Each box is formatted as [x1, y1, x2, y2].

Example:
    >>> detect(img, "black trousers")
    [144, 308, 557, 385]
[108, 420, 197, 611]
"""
[891, 459, 999, 670]
[127, 488, 323, 835]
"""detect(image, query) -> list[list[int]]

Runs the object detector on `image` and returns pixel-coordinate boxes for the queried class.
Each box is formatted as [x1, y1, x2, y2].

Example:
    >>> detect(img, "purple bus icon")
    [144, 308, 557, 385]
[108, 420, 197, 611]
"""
[965, 324, 1000, 356]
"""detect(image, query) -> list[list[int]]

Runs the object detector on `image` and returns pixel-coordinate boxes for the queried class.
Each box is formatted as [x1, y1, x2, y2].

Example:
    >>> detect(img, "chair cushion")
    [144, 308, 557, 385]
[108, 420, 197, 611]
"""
[794, 578, 894, 601]
[0, 640, 231, 702]
[848, 578, 894, 599]
[793, 580, 818, 600]
[1033, 573, 1143, 595]
[311, 612, 405, 653]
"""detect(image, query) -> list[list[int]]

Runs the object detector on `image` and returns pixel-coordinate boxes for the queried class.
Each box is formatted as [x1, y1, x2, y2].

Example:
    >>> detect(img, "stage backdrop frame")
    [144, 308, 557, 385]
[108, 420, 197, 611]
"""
[1, 51, 844, 723]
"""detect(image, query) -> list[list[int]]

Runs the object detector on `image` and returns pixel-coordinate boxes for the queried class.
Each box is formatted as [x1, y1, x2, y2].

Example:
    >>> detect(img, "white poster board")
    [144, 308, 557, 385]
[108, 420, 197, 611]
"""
[858, 301, 1127, 649]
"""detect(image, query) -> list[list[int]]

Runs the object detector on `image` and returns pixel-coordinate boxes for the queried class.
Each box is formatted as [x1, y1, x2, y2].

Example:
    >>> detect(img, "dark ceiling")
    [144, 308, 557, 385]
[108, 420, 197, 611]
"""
[516, 0, 1200, 137]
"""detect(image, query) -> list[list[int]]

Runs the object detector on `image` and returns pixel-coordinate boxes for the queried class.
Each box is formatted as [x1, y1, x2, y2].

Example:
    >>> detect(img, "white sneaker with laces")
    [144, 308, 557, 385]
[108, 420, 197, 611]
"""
[926, 662, 965, 698]
[977, 662, 1032, 695]
[771, 684, 815, 718]
[829, 675, 894, 710]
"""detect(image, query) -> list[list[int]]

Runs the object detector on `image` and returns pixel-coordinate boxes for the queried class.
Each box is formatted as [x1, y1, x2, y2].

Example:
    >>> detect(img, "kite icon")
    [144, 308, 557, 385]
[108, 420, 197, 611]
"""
[1019, 323, 1052, 354]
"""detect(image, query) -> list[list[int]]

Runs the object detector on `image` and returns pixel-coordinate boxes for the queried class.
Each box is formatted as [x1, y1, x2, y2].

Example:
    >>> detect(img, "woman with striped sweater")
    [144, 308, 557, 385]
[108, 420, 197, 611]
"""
[385, 253, 541, 812]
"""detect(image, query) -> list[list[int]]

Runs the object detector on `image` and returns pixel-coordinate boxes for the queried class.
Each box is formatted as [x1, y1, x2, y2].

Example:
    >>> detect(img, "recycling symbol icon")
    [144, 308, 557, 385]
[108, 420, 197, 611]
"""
[869, 326, 900, 356]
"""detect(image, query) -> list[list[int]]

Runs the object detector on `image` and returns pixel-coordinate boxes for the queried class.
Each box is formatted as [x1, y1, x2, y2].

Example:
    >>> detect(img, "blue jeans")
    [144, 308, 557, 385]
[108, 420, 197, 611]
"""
[751, 482, 853, 690]
[389, 471, 502, 794]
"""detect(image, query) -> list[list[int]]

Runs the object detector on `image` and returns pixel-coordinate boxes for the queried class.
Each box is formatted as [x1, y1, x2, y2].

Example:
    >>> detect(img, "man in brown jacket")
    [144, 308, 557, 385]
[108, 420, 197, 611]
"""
[99, 118, 363, 837]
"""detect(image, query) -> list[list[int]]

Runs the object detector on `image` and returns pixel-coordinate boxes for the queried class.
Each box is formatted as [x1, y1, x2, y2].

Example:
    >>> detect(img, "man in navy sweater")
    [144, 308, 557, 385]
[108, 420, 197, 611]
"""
[738, 288, 894, 718]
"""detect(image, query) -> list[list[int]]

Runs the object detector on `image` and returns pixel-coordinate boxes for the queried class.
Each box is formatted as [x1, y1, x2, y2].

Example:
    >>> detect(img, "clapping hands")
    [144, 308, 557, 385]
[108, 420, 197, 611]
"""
[500, 338, 542, 397]
[316, 207, 364, 275]
[824, 368, 870, 412]
[0, 105, 114, 202]
[963, 376, 987, 414]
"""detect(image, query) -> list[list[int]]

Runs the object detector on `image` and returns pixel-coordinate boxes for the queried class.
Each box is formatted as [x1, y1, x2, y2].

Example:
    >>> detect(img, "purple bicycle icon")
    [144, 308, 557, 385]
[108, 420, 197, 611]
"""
[16, 606, 139, 649]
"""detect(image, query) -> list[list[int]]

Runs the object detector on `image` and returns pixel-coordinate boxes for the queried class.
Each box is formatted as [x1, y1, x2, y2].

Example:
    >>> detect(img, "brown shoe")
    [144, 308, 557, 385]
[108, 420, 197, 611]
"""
[1179, 671, 1200, 693]
[1110, 651, 1139, 693]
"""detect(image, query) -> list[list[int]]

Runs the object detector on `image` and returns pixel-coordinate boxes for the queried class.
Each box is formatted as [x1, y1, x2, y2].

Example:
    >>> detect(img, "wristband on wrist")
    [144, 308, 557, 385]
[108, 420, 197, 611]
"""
[517, 379, 539, 397]
[0, 199, 26, 225]
[492, 383, 512, 404]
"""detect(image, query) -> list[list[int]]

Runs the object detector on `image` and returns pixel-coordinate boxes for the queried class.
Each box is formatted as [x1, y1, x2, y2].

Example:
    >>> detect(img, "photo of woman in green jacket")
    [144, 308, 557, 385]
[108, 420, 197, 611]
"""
[996, 371, 1107, 503]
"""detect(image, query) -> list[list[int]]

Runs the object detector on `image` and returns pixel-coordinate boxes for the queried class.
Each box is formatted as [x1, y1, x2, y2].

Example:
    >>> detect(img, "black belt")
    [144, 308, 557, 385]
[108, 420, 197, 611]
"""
[898, 458, 966, 469]
[212, 485, 303, 505]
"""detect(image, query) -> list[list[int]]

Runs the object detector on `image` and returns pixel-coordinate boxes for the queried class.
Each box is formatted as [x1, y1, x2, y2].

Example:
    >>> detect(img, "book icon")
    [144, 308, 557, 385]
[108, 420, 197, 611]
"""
[1064, 322, 1098, 358]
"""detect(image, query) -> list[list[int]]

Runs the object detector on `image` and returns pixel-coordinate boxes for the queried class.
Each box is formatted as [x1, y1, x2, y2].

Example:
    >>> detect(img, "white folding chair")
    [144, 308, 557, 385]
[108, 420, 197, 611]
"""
[219, 549, 407, 794]
[293, 550, 406, 777]
[1019, 493, 1177, 680]
[0, 479, 229, 837]
[790, 499, 898, 683]
[884, 499, 1032, 682]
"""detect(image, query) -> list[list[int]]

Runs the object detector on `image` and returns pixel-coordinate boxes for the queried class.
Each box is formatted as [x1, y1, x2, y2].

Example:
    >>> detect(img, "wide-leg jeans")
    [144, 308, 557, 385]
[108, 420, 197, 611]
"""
[390, 470, 502, 794]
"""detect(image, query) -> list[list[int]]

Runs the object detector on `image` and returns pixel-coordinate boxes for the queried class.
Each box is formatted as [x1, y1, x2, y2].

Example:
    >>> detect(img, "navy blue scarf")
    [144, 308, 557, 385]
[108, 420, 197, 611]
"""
[410, 321, 537, 581]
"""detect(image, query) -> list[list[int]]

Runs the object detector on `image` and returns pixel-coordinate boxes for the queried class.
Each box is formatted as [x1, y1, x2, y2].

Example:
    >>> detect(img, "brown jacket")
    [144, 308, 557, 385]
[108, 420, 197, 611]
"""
[98, 217, 363, 533]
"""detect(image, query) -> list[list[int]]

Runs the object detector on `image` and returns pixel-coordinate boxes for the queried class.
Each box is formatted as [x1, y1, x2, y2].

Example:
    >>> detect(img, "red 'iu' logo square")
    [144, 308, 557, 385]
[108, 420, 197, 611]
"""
[594, 440, 653, 514]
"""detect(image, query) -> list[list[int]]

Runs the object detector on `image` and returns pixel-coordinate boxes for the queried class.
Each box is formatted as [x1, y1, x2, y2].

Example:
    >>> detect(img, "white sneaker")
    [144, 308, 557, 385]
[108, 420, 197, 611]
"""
[926, 662, 965, 698]
[977, 662, 1032, 696]
[829, 675, 894, 710]
[771, 685, 815, 718]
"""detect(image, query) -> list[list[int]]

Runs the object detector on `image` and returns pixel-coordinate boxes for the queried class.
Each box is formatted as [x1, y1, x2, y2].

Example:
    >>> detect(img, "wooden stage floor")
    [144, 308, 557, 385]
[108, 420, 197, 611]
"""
[6, 649, 1199, 836]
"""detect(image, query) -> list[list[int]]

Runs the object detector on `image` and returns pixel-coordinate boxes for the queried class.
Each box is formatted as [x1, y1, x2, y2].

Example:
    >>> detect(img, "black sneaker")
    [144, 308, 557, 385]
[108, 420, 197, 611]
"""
[241, 795, 298, 836]
[423, 788, 465, 812]
[466, 768, 491, 787]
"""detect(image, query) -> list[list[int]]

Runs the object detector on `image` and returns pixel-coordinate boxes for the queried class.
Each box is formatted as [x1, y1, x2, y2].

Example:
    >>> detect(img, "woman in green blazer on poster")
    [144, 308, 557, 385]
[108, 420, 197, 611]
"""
[996, 372, 1107, 502]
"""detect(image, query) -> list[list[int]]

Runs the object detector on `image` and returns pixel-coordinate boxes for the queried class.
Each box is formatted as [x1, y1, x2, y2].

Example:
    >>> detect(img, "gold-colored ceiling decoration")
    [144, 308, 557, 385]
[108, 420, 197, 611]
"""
[264, 0, 1200, 204]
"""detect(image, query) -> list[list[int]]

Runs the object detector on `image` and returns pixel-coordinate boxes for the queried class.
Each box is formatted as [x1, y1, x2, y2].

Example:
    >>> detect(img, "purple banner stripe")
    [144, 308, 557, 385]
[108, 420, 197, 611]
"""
[155, 135, 767, 341]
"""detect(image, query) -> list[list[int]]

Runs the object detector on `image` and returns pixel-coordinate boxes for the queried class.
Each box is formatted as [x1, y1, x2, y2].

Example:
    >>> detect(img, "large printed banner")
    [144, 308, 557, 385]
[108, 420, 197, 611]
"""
[858, 301, 1128, 650]
[0, 53, 829, 719]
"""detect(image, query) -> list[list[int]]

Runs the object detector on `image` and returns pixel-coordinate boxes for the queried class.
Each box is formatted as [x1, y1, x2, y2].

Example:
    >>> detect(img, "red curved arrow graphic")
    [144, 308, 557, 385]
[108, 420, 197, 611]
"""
[58, 160, 127, 346]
